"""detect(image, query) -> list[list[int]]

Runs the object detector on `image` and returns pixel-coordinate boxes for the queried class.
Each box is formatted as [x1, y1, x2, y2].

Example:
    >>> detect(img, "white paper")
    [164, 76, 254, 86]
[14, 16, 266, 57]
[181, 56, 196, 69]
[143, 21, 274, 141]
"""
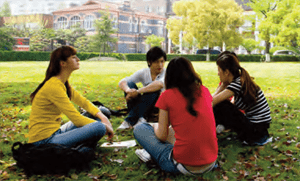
[100, 140, 136, 148]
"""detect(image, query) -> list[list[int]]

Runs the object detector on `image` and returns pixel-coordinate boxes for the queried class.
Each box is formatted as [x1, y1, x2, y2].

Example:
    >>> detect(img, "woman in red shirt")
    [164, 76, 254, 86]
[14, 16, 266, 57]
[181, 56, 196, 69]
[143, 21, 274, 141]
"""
[133, 57, 218, 175]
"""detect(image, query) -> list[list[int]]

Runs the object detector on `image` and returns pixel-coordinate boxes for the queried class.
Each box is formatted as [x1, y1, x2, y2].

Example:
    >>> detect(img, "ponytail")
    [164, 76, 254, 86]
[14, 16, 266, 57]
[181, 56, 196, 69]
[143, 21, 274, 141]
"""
[240, 67, 259, 105]
[217, 53, 260, 106]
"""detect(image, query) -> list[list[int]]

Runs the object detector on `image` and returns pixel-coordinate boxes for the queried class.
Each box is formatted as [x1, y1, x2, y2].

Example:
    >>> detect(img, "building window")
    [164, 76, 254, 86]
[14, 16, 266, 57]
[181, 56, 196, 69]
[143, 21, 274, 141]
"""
[57, 17, 67, 29]
[84, 15, 95, 30]
[141, 20, 146, 33]
[129, 18, 132, 32]
[134, 19, 138, 32]
[158, 21, 163, 35]
[70, 16, 81, 28]
[112, 16, 118, 29]
[145, 5, 149, 12]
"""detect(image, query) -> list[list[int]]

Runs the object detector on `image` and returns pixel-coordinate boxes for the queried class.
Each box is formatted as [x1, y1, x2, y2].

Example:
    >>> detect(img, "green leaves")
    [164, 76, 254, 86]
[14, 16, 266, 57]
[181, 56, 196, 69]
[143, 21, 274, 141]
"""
[145, 35, 165, 48]
[167, 0, 244, 49]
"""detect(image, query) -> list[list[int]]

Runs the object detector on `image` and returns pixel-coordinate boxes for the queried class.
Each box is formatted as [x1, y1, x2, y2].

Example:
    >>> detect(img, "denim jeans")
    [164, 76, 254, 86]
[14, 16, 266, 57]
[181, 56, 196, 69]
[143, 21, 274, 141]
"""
[32, 117, 106, 152]
[124, 81, 160, 126]
[133, 123, 180, 174]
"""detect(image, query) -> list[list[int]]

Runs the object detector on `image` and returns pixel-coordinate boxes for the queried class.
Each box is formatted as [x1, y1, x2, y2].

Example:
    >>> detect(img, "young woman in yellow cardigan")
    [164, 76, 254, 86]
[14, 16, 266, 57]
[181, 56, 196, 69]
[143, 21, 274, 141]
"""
[28, 46, 113, 152]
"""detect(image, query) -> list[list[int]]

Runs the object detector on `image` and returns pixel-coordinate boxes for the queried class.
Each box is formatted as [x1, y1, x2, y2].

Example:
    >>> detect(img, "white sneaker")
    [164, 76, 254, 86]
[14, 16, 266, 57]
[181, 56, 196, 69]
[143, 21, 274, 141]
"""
[216, 124, 225, 134]
[133, 117, 147, 128]
[135, 149, 151, 162]
[117, 121, 132, 130]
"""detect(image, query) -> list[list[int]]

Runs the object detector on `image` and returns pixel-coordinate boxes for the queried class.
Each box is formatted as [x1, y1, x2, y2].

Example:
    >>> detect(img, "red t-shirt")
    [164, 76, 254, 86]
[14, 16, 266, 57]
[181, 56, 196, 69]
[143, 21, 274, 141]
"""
[155, 85, 218, 166]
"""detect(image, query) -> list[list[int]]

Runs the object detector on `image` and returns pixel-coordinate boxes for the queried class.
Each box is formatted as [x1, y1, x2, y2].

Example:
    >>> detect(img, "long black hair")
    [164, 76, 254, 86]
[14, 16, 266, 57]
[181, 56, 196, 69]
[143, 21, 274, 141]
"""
[217, 54, 259, 105]
[165, 57, 202, 116]
[30, 46, 77, 102]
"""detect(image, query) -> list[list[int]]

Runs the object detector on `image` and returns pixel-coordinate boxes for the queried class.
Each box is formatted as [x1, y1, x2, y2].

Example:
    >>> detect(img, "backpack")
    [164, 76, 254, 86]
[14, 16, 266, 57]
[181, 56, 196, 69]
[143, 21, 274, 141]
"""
[12, 142, 95, 176]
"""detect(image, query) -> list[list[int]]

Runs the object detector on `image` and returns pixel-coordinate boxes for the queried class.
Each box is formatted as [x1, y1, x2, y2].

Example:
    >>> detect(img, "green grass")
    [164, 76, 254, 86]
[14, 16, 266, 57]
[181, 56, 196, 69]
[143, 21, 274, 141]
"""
[0, 61, 300, 180]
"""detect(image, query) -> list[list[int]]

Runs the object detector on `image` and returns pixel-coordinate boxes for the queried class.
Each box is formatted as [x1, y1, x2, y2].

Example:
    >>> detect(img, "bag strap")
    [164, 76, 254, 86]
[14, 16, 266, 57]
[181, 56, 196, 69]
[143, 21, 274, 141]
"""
[92, 101, 128, 117]
[12, 142, 23, 152]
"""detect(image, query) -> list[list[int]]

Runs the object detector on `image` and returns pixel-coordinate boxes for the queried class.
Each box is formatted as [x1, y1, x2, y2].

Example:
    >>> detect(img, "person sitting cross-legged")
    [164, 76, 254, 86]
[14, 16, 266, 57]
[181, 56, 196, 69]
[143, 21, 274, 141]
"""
[117, 46, 166, 129]
[133, 57, 218, 175]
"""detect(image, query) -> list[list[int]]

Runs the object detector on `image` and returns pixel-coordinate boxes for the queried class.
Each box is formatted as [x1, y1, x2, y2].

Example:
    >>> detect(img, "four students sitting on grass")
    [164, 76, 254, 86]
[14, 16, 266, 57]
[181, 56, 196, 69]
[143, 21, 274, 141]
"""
[26, 45, 272, 176]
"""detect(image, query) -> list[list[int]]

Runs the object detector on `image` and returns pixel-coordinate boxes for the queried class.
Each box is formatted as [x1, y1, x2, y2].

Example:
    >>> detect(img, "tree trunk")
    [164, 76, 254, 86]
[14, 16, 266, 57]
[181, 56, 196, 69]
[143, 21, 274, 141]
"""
[104, 42, 106, 55]
[265, 35, 271, 62]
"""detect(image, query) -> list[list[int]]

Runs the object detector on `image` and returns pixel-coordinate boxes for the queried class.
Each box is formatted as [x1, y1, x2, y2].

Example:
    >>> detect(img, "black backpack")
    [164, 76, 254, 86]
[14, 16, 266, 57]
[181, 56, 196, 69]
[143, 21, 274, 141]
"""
[12, 142, 95, 176]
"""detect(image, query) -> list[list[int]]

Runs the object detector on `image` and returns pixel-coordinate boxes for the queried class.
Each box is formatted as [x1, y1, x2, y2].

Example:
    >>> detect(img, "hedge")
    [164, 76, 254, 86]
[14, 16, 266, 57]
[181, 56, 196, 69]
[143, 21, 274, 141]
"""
[0, 51, 299, 62]
[271, 55, 300, 62]
[0, 51, 123, 61]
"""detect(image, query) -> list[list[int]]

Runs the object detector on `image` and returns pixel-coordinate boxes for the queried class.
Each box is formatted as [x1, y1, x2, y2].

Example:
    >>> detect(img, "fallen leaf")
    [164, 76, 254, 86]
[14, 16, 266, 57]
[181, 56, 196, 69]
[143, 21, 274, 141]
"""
[144, 169, 153, 176]
[222, 175, 229, 180]
[71, 173, 78, 180]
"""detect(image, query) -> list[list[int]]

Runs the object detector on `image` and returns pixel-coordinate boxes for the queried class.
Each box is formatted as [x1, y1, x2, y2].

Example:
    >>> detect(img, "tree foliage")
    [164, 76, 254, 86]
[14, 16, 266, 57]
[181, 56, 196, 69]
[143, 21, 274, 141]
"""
[245, 0, 278, 54]
[241, 38, 264, 54]
[0, 27, 14, 50]
[74, 36, 94, 52]
[167, 0, 244, 50]
[266, 0, 300, 47]
[145, 34, 165, 47]
[0, 1, 11, 17]
[91, 10, 118, 54]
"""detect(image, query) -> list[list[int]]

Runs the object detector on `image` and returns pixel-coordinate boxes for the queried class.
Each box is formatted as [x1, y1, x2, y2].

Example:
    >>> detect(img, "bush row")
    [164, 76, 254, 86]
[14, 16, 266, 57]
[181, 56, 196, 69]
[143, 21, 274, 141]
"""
[0, 51, 123, 61]
[0, 51, 299, 62]
[124, 53, 300, 62]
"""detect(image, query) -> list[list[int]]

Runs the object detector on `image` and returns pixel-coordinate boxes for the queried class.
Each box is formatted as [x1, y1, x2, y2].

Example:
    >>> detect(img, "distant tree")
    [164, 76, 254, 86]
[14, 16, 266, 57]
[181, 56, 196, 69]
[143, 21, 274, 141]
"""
[4, 14, 48, 37]
[0, 27, 14, 50]
[145, 34, 165, 47]
[167, 0, 244, 60]
[74, 36, 94, 52]
[245, 0, 278, 60]
[241, 38, 264, 54]
[91, 10, 118, 55]
[65, 23, 86, 46]
[266, 0, 300, 48]
[0, 1, 11, 17]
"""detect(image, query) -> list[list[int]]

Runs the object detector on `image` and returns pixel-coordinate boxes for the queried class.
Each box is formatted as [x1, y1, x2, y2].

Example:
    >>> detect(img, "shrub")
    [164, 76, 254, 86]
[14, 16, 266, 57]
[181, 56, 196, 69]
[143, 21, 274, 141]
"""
[271, 55, 300, 62]
[0, 51, 123, 61]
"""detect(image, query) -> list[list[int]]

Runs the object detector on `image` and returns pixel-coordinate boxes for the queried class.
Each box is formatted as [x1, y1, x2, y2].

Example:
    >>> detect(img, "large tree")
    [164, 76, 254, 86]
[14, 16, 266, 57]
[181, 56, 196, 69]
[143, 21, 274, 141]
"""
[167, 0, 244, 59]
[91, 10, 118, 55]
[245, 0, 278, 61]
[266, 0, 300, 48]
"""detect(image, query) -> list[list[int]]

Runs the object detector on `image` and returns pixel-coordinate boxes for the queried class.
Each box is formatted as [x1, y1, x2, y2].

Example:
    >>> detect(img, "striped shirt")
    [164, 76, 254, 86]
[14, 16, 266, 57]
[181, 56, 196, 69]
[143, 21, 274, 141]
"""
[226, 77, 272, 123]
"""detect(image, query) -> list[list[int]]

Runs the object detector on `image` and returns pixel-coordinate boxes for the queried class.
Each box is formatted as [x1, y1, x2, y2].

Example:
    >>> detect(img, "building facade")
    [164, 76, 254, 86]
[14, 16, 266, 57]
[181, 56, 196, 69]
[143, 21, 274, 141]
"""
[52, 0, 167, 53]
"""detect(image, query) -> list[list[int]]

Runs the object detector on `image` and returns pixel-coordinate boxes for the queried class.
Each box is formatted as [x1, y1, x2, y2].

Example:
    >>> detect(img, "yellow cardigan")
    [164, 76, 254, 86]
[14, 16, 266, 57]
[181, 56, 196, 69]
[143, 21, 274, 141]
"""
[28, 77, 100, 143]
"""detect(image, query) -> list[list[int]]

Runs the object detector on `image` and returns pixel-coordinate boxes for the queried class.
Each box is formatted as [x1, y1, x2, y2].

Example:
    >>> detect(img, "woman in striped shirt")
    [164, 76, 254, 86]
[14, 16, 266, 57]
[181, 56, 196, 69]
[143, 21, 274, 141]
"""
[212, 53, 272, 145]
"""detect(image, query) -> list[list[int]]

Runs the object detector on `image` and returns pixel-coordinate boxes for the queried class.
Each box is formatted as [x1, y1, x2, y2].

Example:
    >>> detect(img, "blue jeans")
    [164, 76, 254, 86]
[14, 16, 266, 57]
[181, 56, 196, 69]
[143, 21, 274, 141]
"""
[133, 123, 180, 174]
[125, 81, 160, 126]
[32, 117, 106, 152]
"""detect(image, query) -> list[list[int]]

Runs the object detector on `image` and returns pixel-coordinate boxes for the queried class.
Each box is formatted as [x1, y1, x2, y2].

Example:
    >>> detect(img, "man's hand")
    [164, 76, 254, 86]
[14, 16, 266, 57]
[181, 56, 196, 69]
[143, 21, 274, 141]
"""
[125, 89, 139, 102]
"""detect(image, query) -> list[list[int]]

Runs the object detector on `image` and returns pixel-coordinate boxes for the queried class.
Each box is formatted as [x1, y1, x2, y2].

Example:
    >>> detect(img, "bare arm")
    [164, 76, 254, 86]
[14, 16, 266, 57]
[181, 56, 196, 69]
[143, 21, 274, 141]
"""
[119, 79, 131, 93]
[154, 109, 169, 142]
[137, 80, 164, 94]
[212, 89, 234, 107]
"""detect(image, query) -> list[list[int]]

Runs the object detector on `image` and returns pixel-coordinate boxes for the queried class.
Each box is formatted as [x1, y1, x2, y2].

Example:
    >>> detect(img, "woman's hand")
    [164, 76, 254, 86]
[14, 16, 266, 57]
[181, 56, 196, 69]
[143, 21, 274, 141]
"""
[95, 111, 114, 141]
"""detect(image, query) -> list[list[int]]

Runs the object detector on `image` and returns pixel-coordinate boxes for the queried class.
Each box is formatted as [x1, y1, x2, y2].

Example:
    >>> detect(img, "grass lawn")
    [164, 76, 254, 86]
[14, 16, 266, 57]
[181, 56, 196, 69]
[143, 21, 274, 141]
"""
[0, 61, 299, 180]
